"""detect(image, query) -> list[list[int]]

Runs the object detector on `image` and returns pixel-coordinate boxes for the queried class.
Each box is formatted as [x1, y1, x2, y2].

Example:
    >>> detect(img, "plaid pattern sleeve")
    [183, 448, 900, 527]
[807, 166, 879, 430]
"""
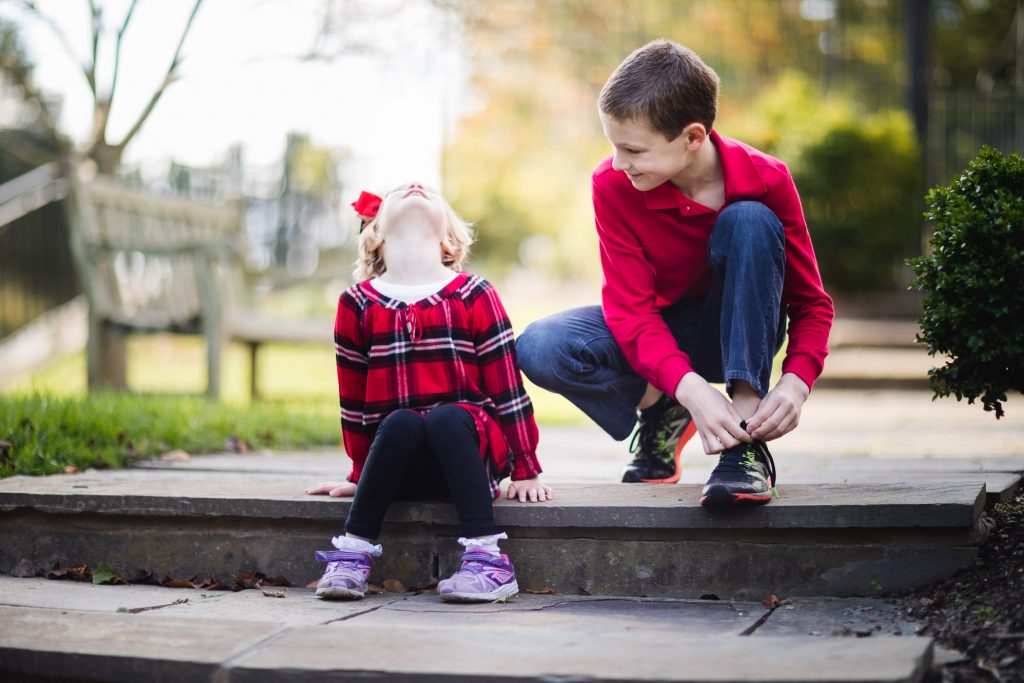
[335, 287, 371, 482]
[469, 279, 541, 480]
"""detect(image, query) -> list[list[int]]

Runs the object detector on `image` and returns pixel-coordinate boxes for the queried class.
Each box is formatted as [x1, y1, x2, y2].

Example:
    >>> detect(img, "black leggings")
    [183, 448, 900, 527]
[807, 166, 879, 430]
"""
[344, 404, 499, 540]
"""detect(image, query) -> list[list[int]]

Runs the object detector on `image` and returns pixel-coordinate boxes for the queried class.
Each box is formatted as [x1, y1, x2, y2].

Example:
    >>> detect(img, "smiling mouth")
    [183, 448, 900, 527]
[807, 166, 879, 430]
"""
[403, 188, 428, 198]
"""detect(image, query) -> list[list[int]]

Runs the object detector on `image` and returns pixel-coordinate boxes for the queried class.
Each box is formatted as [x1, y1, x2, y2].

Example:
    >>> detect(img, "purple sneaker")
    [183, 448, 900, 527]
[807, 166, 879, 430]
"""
[438, 551, 519, 603]
[314, 549, 372, 600]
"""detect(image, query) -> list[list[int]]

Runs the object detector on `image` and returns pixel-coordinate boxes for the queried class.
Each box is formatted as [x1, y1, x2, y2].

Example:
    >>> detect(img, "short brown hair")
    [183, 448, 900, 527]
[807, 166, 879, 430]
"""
[599, 39, 720, 141]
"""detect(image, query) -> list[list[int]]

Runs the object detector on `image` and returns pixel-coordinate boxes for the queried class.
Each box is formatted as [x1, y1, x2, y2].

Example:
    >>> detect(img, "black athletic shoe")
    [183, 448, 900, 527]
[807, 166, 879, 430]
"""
[621, 396, 697, 484]
[699, 432, 778, 507]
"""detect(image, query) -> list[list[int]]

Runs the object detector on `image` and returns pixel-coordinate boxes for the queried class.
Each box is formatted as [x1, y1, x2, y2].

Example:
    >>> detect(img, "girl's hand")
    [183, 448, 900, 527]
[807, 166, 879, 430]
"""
[744, 372, 809, 441]
[674, 372, 751, 454]
[305, 481, 357, 497]
[506, 477, 553, 503]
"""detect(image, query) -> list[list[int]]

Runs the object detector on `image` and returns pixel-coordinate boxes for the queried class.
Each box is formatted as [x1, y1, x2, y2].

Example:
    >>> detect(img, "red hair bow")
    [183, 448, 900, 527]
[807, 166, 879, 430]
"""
[352, 191, 382, 221]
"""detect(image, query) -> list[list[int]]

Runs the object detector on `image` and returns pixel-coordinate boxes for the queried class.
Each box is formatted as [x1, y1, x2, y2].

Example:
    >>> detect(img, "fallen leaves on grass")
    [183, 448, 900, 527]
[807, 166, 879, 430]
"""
[224, 437, 250, 453]
[159, 450, 192, 462]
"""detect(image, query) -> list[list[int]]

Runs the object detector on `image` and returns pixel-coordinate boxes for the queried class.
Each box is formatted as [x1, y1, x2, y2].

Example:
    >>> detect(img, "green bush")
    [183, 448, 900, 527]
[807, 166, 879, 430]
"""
[724, 73, 923, 292]
[795, 112, 923, 291]
[907, 146, 1024, 418]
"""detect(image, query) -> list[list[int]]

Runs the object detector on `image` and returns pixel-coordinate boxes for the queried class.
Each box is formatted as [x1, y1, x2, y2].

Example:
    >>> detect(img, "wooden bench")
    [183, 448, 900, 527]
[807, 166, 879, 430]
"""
[64, 170, 332, 399]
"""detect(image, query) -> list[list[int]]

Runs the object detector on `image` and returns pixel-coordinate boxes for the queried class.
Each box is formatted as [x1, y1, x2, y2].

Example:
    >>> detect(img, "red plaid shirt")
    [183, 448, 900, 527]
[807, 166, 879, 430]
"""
[335, 272, 541, 495]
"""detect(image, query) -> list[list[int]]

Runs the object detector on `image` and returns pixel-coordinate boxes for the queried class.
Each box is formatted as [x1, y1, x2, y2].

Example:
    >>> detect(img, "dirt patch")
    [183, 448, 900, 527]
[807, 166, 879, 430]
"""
[895, 492, 1024, 682]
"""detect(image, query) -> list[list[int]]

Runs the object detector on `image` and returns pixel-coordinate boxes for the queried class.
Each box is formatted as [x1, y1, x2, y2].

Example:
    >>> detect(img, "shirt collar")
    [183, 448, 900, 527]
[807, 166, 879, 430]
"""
[642, 130, 767, 211]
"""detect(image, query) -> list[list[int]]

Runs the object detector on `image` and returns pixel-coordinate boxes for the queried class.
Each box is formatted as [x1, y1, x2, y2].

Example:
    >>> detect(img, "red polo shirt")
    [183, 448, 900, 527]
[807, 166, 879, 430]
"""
[593, 130, 834, 396]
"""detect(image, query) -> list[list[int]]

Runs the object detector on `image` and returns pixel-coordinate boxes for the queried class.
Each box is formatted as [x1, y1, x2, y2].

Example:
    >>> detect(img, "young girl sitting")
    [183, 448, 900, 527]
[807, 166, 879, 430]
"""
[306, 182, 552, 603]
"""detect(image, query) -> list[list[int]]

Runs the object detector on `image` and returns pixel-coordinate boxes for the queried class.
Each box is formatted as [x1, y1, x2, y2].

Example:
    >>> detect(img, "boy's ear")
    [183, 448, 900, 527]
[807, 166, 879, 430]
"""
[682, 123, 708, 147]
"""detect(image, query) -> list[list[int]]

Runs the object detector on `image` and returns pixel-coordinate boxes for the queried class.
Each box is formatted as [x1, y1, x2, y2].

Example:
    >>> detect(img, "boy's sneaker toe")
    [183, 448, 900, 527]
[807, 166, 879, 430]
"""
[699, 439, 778, 507]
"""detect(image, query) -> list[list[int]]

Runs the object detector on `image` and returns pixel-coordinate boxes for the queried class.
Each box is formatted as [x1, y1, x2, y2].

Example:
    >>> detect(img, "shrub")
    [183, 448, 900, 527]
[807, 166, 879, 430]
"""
[907, 146, 1024, 418]
[724, 72, 924, 292]
[795, 112, 923, 291]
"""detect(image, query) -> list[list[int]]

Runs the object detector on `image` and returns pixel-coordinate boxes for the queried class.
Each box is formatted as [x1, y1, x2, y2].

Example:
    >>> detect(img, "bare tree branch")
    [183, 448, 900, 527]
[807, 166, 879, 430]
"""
[115, 0, 203, 150]
[13, 0, 93, 92]
[87, 0, 100, 96]
[91, 0, 139, 145]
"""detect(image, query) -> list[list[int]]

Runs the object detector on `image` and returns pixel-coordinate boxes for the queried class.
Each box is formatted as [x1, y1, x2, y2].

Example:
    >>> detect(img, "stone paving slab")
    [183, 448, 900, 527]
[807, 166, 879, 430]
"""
[0, 472, 985, 529]
[0, 604, 282, 683]
[135, 449, 1022, 506]
[0, 577, 935, 682]
[232, 623, 932, 682]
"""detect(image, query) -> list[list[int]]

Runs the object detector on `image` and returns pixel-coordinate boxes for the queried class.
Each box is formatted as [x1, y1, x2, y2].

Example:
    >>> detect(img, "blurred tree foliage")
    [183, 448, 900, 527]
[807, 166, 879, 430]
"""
[441, 0, 1018, 290]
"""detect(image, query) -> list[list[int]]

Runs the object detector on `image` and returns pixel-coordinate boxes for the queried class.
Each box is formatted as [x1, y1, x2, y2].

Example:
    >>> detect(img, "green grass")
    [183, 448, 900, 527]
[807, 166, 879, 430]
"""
[0, 391, 340, 478]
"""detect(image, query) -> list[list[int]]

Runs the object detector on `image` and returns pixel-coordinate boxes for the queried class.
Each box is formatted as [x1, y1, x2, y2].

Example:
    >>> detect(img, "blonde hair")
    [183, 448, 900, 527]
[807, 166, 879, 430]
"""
[354, 191, 474, 281]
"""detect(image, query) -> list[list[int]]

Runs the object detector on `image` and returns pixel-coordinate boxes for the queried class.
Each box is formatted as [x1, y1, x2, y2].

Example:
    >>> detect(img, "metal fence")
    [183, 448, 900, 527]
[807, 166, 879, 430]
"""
[928, 91, 1024, 187]
[0, 163, 77, 340]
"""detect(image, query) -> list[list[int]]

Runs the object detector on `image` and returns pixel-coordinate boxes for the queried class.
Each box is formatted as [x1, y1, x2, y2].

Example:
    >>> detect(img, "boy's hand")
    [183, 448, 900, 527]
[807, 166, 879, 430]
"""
[674, 372, 751, 454]
[305, 481, 357, 497]
[744, 372, 809, 441]
[507, 477, 553, 503]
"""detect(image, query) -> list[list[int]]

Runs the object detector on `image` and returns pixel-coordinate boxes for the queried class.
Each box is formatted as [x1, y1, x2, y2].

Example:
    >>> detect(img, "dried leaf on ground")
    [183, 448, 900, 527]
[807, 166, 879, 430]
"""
[367, 583, 384, 594]
[262, 575, 292, 587]
[48, 564, 91, 582]
[305, 579, 319, 589]
[63, 465, 79, 474]
[92, 563, 125, 585]
[124, 569, 159, 585]
[524, 586, 556, 595]
[382, 579, 407, 593]
[159, 450, 192, 462]
[161, 577, 199, 589]
[262, 589, 288, 598]
[10, 559, 35, 578]
[761, 594, 793, 609]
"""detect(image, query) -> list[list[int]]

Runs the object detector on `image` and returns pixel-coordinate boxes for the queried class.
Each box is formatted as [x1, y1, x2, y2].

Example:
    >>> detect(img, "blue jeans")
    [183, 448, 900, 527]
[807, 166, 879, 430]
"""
[516, 201, 787, 441]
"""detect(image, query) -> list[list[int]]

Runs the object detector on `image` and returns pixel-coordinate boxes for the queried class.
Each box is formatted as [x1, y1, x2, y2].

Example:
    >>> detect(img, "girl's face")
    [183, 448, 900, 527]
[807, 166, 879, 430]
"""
[377, 182, 446, 239]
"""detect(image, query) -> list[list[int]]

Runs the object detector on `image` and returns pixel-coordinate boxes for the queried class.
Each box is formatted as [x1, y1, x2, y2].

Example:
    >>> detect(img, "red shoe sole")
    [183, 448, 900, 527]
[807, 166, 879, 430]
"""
[640, 419, 698, 484]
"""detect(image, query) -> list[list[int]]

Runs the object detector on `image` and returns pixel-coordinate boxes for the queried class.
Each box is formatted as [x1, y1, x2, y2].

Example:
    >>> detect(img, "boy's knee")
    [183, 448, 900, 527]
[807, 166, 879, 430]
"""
[711, 201, 785, 265]
[516, 321, 557, 386]
[716, 201, 783, 242]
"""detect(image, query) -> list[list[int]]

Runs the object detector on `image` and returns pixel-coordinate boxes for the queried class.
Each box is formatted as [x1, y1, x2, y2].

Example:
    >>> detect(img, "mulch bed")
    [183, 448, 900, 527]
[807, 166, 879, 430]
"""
[894, 492, 1024, 682]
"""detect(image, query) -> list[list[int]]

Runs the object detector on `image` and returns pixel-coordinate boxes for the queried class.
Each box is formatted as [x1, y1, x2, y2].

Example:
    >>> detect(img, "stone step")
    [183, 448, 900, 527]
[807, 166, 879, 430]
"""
[0, 577, 934, 683]
[0, 470, 987, 600]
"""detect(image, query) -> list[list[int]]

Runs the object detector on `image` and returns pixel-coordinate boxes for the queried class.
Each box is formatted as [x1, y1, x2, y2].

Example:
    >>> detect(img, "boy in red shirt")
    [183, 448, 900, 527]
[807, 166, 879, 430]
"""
[517, 40, 833, 506]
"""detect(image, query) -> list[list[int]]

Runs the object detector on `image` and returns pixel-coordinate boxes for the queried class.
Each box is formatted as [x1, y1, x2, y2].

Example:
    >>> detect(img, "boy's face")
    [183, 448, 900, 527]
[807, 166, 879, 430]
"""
[600, 113, 693, 192]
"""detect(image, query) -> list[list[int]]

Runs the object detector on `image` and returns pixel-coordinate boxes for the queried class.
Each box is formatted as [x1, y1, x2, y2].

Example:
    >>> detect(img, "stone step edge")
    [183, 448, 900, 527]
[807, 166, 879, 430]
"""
[0, 605, 935, 683]
[0, 481, 987, 530]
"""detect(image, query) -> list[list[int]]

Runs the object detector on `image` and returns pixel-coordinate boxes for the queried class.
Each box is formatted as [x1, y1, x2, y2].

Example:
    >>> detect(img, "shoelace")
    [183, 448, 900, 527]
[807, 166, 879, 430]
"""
[716, 425, 779, 498]
[628, 401, 669, 457]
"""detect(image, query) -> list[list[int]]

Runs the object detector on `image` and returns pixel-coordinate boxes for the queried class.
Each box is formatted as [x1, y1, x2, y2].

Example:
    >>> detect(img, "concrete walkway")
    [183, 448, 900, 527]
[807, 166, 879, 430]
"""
[0, 575, 934, 682]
